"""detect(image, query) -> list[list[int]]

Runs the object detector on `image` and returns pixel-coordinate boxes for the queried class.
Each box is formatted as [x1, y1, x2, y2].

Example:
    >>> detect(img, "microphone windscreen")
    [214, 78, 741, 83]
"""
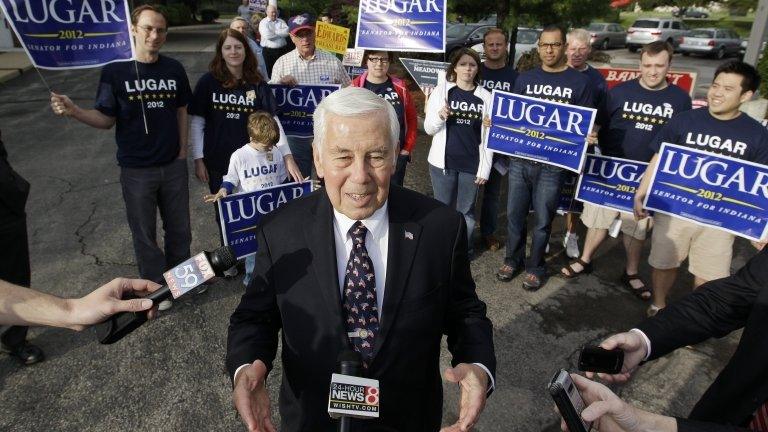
[209, 246, 237, 273]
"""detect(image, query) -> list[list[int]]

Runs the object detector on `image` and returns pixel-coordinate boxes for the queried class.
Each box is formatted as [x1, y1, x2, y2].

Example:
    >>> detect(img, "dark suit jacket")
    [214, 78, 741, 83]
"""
[226, 185, 496, 431]
[0, 131, 30, 230]
[637, 247, 768, 432]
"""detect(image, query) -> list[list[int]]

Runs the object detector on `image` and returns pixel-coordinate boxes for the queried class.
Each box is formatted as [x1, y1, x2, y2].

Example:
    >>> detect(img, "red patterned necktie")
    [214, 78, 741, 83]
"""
[341, 221, 379, 366]
[750, 400, 768, 431]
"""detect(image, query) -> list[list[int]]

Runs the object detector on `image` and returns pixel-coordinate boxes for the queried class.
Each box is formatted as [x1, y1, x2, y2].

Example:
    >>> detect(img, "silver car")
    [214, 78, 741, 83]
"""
[679, 28, 742, 59]
[587, 22, 626, 50]
[626, 18, 688, 52]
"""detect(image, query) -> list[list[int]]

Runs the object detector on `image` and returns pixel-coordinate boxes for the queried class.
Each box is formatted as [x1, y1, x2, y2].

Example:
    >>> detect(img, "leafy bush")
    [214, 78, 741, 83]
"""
[759, 42, 768, 98]
[156, 3, 193, 26]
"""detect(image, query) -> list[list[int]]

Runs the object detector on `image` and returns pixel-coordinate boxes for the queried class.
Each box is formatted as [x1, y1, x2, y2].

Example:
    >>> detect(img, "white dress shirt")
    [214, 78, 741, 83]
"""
[258, 17, 289, 48]
[333, 204, 389, 322]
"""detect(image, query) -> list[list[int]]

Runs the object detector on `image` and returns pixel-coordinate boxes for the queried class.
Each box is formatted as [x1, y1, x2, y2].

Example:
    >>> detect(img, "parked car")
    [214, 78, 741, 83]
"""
[679, 28, 742, 59]
[471, 28, 542, 68]
[673, 8, 710, 18]
[626, 17, 688, 52]
[587, 22, 626, 50]
[445, 23, 495, 60]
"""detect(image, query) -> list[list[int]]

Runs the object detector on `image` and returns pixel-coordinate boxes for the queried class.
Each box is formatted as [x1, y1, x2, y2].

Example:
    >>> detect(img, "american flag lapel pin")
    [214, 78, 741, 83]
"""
[404, 231, 413, 240]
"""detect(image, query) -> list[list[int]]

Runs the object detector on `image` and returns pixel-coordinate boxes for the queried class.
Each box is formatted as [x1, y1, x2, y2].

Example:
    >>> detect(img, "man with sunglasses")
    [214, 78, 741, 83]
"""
[496, 24, 595, 290]
[49, 5, 193, 311]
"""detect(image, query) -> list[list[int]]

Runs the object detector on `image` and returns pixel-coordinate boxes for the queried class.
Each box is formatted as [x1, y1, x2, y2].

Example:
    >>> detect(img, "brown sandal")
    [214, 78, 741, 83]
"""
[621, 272, 651, 300]
[560, 258, 592, 279]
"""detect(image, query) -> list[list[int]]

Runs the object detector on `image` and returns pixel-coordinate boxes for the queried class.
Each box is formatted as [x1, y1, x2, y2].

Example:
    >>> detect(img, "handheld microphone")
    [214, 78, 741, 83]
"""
[94, 246, 236, 344]
[329, 350, 380, 431]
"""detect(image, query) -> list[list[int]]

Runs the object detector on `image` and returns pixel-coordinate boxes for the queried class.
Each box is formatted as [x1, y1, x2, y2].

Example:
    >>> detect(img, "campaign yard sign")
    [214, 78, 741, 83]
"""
[355, 0, 446, 52]
[270, 84, 340, 137]
[217, 181, 314, 259]
[595, 66, 697, 97]
[249, 0, 267, 13]
[576, 154, 648, 214]
[486, 90, 596, 173]
[315, 21, 350, 55]
[0, 0, 134, 69]
[399, 57, 448, 95]
[644, 143, 768, 241]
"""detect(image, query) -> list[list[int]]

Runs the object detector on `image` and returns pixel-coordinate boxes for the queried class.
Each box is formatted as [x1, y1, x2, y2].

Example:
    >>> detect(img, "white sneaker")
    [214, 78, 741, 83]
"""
[564, 232, 580, 258]
[158, 299, 173, 311]
[224, 266, 238, 278]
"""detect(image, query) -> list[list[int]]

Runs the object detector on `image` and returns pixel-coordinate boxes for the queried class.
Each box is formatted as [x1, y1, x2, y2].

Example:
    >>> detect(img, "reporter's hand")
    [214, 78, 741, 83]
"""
[439, 363, 489, 432]
[194, 159, 209, 183]
[439, 102, 451, 121]
[233, 360, 276, 432]
[559, 374, 641, 432]
[586, 332, 647, 384]
[66, 278, 161, 331]
[50, 92, 76, 116]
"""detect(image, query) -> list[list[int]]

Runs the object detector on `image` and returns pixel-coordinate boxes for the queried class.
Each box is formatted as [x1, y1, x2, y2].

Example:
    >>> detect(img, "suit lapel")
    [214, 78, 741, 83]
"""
[303, 194, 346, 339]
[373, 187, 421, 360]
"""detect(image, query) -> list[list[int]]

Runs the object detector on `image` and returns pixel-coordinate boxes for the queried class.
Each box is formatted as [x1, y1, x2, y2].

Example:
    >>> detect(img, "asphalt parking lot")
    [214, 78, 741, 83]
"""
[0, 27, 754, 431]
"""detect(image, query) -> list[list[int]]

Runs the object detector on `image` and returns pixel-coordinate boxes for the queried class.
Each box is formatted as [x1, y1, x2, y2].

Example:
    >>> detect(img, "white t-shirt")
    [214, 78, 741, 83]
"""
[222, 144, 287, 193]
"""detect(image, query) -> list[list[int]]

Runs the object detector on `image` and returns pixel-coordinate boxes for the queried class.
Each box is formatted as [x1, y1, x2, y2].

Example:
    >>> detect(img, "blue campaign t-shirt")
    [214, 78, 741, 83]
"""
[600, 79, 691, 162]
[187, 73, 278, 174]
[364, 78, 406, 149]
[95, 55, 191, 168]
[581, 65, 608, 110]
[650, 108, 768, 164]
[479, 63, 518, 94]
[445, 86, 484, 174]
[513, 66, 595, 108]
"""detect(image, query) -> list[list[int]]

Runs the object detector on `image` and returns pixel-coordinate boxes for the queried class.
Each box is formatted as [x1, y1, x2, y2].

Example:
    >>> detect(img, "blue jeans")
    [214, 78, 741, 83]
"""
[287, 136, 314, 179]
[120, 159, 192, 282]
[480, 165, 504, 237]
[429, 165, 478, 250]
[504, 159, 564, 277]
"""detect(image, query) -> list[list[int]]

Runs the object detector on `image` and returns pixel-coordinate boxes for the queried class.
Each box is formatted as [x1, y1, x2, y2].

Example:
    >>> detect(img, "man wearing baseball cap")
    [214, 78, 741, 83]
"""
[269, 13, 351, 177]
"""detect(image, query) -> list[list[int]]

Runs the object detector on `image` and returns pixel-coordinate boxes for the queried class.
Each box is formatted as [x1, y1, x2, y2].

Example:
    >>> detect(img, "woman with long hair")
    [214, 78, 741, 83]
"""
[424, 48, 493, 254]
[189, 28, 301, 198]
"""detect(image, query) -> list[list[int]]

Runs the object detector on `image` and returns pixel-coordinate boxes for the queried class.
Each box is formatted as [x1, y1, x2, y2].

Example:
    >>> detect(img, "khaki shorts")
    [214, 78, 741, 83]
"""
[580, 203, 651, 240]
[648, 213, 734, 281]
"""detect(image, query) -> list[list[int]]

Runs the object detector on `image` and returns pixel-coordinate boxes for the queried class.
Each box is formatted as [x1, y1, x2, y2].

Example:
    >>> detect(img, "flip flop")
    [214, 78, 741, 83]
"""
[621, 272, 651, 301]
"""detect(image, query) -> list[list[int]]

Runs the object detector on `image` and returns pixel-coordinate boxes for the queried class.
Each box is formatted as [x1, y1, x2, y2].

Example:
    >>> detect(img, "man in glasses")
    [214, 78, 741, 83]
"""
[49, 5, 193, 311]
[496, 24, 595, 290]
[270, 13, 351, 178]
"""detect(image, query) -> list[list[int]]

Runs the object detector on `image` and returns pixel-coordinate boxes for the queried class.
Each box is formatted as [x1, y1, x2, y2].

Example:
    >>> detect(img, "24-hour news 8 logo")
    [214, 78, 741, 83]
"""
[329, 382, 380, 413]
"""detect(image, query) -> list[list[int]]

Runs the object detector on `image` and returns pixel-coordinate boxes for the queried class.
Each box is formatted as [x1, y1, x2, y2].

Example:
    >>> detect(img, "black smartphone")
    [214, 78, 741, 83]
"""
[548, 369, 591, 432]
[578, 345, 624, 374]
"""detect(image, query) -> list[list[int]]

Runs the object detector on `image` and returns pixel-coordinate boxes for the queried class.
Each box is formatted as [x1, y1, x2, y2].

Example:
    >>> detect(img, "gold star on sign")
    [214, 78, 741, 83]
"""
[137, 95, 143, 101]
[643, 116, 649, 122]
[622, 113, 627, 119]
[128, 95, 134, 101]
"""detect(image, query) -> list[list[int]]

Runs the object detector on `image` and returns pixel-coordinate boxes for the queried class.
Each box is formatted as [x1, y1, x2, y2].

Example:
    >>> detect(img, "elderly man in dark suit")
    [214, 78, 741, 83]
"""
[226, 86, 496, 432]
[566, 246, 768, 431]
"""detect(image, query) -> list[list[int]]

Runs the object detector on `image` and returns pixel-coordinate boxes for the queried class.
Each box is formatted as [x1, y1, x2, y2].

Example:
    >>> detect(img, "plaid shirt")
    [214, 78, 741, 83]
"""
[269, 48, 351, 86]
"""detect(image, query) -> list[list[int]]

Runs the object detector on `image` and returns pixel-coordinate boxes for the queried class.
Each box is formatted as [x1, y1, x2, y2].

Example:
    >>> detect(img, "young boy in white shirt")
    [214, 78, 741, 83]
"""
[205, 111, 287, 285]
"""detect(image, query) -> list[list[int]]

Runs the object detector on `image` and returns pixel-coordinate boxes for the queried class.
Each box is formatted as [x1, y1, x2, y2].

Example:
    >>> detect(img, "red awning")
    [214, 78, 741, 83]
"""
[610, 0, 632, 8]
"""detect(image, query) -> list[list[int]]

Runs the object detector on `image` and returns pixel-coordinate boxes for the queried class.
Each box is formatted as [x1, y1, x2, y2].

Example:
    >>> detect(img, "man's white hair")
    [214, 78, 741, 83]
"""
[313, 87, 400, 163]
[567, 28, 591, 46]
[230, 16, 251, 30]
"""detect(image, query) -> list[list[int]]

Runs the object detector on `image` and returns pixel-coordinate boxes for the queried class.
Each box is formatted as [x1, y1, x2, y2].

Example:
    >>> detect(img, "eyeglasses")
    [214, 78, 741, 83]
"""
[367, 57, 389, 64]
[538, 42, 563, 49]
[136, 25, 168, 36]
